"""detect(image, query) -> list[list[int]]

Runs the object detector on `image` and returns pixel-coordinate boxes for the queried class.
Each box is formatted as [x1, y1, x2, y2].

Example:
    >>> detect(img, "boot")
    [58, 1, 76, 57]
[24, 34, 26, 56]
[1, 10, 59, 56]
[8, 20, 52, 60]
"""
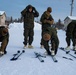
[4, 50, 7, 54]
[51, 50, 55, 56]
[73, 46, 76, 51]
[0, 51, 4, 55]
[65, 46, 70, 50]
[40, 45, 44, 49]
[28, 45, 33, 48]
[44, 51, 48, 55]
[23, 45, 27, 49]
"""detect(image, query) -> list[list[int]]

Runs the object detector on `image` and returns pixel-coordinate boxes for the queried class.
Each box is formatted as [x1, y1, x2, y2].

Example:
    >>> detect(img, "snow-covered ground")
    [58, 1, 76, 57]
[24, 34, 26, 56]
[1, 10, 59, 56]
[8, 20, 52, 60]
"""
[0, 22, 76, 75]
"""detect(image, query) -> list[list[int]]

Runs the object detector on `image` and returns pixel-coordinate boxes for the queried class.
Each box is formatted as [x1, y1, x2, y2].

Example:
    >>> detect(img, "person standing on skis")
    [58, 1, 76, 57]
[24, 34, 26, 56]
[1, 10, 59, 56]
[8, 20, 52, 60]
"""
[21, 5, 39, 48]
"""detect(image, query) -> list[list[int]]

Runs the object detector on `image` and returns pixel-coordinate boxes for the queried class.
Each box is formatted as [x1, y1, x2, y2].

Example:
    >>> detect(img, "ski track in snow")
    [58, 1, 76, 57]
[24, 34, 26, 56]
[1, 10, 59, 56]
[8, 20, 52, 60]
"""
[0, 22, 76, 75]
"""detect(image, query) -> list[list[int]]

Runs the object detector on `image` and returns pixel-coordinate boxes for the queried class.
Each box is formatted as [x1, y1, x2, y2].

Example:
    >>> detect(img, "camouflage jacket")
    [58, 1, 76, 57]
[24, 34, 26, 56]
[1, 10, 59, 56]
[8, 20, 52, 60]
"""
[21, 5, 39, 28]
[43, 27, 57, 38]
[40, 11, 54, 29]
[0, 26, 8, 37]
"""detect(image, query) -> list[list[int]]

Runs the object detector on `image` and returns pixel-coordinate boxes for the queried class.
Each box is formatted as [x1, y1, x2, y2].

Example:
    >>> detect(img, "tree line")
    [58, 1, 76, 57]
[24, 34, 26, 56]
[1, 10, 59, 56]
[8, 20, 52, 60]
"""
[6, 16, 64, 29]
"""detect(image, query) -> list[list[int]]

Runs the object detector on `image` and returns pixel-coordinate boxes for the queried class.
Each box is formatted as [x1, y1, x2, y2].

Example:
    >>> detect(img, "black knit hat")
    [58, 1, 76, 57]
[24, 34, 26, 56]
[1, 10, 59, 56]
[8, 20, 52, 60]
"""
[28, 5, 33, 9]
[47, 7, 52, 12]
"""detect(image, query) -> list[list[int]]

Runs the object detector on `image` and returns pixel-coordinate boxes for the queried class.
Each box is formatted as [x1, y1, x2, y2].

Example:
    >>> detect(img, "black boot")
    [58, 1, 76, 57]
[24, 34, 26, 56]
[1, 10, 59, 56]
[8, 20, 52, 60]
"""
[47, 50, 51, 55]
[4, 50, 7, 54]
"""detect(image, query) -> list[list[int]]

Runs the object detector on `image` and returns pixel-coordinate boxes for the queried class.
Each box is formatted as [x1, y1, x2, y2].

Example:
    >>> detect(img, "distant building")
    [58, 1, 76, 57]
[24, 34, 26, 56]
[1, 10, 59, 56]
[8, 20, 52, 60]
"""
[64, 16, 76, 27]
[0, 11, 6, 26]
[63, 16, 76, 31]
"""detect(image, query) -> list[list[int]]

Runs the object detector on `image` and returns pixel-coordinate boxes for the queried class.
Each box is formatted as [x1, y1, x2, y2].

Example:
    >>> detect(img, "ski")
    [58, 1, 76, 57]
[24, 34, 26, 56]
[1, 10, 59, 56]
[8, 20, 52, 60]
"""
[74, 51, 76, 54]
[60, 47, 76, 54]
[62, 56, 73, 61]
[42, 52, 58, 62]
[10, 50, 20, 60]
[70, 49, 76, 54]
[13, 50, 20, 57]
[42, 53, 58, 62]
[38, 52, 46, 58]
[10, 50, 25, 61]
[59, 47, 76, 59]
[0, 54, 4, 57]
[51, 55, 58, 62]
[34, 52, 44, 62]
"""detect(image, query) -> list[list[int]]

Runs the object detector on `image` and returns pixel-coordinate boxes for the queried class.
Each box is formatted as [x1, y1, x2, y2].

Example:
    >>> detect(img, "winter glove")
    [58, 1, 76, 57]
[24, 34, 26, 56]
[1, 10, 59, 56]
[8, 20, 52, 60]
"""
[46, 20, 54, 25]
[43, 19, 47, 23]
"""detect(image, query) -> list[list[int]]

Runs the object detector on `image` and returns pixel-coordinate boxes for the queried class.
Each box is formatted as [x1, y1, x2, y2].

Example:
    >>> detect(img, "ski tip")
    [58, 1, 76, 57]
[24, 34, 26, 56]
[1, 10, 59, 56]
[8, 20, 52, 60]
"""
[59, 47, 64, 50]
[22, 50, 25, 53]
[10, 58, 17, 61]
[41, 60, 44, 62]
[74, 51, 76, 54]
[13, 54, 17, 56]
[66, 51, 70, 54]
[17, 50, 20, 53]
[10, 59, 13, 61]
[55, 60, 58, 62]
[10, 58, 15, 61]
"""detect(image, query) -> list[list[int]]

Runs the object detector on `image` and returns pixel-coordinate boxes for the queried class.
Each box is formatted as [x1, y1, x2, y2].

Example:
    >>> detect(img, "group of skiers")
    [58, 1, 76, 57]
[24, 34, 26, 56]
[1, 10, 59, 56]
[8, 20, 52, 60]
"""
[21, 4, 76, 56]
[21, 5, 59, 56]
[0, 4, 76, 56]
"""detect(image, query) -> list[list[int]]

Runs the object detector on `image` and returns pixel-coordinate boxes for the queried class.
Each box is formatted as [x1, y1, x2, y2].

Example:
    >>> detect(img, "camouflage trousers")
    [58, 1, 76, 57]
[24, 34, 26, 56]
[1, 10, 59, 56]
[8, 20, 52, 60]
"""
[23, 27, 34, 45]
[0, 34, 9, 52]
[66, 23, 76, 46]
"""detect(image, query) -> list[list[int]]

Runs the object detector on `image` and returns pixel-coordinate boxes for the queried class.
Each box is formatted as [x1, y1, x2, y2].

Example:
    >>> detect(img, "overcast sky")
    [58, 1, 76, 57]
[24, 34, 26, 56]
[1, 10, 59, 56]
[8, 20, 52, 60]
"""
[0, 0, 76, 21]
